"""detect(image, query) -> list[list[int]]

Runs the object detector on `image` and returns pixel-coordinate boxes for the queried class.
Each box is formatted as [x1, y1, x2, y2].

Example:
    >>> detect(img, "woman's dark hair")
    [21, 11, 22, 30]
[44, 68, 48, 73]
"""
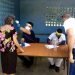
[4, 15, 15, 25]
[27, 22, 34, 27]
[57, 28, 62, 33]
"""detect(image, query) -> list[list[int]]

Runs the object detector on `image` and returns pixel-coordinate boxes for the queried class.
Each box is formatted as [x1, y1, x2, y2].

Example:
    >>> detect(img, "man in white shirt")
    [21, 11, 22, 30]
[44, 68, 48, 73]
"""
[48, 28, 66, 72]
[62, 13, 75, 75]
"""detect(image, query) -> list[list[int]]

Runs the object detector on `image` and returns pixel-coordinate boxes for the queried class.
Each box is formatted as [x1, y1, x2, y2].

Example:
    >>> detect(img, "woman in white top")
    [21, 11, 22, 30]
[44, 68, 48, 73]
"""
[62, 13, 75, 75]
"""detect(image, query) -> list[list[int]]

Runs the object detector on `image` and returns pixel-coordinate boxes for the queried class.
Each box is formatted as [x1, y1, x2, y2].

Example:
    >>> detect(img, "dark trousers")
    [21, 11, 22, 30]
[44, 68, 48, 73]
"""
[18, 56, 34, 67]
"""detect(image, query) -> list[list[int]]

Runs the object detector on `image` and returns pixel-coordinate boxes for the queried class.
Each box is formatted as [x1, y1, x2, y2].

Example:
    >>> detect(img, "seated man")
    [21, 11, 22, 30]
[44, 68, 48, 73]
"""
[47, 28, 66, 72]
[19, 22, 39, 68]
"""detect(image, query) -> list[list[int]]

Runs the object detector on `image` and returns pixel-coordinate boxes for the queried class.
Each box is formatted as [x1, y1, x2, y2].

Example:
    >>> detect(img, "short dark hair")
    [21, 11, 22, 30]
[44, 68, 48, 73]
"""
[61, 13, 71, 19]
[57, 28, 62, 33]
[26, 22, 34, 27]
[4, 15, 15, 25]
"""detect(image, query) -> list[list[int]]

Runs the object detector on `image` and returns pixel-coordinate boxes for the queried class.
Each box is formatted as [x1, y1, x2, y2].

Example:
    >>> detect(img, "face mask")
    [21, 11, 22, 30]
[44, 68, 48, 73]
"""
[56, 31, 61, 36]
[25, 26, 30, 31]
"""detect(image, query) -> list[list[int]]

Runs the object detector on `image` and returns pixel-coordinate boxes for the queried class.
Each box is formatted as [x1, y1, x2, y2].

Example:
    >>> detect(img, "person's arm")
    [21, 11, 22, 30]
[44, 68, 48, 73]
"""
[59, 34, 66, 45]
[47, 38, 52, 44]
[13, 34, 24, 53]
[20, 27, 31, 35]
[30, 30, 37, 42]
[48, 33, 54, 44]
[67, 28, 75, 63]
[59, 41, 66, 45]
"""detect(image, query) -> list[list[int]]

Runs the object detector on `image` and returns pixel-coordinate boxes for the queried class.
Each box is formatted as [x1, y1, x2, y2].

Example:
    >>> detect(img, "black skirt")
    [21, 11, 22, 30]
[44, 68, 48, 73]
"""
[1, 49, 17, 74]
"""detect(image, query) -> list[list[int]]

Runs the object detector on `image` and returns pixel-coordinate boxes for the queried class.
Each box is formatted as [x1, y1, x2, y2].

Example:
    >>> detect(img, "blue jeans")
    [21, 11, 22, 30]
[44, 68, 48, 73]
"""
[69, 49, 75, 75]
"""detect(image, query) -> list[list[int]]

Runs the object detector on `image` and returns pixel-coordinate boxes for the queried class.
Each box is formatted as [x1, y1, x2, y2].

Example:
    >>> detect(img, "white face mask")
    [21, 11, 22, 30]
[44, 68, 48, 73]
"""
[25, 26, 30, 31]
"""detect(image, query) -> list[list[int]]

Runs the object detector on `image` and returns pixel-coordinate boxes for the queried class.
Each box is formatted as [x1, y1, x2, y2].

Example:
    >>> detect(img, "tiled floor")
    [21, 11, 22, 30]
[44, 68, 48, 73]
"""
[16, 57, 67, 75]
[0, 57, 67, 75]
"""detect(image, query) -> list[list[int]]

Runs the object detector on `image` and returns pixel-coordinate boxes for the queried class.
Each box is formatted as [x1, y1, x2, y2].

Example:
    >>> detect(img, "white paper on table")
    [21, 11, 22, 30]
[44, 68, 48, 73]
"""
[45, 44, 59, 49]
[20, 43, 31, 47]
[24, 43, 31, 47]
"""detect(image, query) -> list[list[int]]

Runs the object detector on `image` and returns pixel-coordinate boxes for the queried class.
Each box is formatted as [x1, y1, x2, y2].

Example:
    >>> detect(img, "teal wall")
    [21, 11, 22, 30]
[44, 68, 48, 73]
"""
[0, 0, 14, 25]
[20, 0, 75, 42]
[0, 0, 20, 25]
[0, 0, 75, 42]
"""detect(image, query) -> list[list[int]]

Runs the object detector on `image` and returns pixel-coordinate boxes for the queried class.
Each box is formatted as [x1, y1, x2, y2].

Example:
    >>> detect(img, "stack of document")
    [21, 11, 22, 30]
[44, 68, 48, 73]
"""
[20, 43, 31, 47]
[45, 44, 59, 49]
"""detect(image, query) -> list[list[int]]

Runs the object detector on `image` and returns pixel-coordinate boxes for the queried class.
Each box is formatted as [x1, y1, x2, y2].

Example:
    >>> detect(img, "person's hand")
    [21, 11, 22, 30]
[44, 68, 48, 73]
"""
[21, 38, 25, 42]
[25, 26, 30, 31]
[20, 27, 31, 35]
[69, 53, 74, 63]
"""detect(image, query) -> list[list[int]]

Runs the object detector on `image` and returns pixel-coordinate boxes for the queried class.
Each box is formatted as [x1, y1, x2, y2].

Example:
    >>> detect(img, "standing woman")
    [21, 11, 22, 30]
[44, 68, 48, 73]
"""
[62, 13, 75, 75]
[0, 16, 24, 75]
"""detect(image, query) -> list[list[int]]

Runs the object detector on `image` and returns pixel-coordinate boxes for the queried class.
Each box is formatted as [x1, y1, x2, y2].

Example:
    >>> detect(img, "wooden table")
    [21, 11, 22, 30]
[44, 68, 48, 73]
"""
[18, 43, 69, 57]
[17, 43, 69, 75]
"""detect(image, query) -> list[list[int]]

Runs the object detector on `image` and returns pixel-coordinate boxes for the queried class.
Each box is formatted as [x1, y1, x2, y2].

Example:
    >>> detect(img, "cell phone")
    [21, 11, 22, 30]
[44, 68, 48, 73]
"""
[15, 20, 19, 24]
[15, 20, 20, 27]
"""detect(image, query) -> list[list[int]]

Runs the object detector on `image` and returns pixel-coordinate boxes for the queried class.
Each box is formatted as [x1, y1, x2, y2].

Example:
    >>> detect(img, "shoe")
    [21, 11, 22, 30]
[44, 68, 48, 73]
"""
[49, 64, 55, 69]
[55, 66, 60, 72]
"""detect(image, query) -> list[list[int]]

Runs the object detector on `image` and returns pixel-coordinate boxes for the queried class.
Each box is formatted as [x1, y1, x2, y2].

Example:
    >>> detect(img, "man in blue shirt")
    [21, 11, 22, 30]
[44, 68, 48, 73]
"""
[19, 22, 39, 68]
